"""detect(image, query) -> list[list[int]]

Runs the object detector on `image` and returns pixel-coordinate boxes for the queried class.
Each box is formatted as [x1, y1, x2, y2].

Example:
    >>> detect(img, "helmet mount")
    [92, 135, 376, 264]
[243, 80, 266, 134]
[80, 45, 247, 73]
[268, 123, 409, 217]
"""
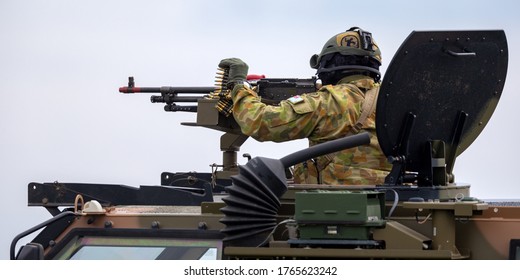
[348, 27, 374, 52]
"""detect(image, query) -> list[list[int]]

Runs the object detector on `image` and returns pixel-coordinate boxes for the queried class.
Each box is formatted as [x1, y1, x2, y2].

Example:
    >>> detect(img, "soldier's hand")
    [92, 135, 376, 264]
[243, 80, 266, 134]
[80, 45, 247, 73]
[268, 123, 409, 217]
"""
[218, 58, 249, 88]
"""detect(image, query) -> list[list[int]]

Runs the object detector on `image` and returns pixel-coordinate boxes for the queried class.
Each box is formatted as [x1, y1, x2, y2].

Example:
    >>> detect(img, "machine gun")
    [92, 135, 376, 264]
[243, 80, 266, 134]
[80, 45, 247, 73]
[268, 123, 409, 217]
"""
[119, 74, 319, 184]
[119, 75, 318, 113]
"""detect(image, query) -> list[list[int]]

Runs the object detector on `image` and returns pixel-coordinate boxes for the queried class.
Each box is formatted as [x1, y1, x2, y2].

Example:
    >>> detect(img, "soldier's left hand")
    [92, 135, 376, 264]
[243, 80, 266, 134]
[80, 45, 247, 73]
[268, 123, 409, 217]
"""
[218, 58, 249, 88]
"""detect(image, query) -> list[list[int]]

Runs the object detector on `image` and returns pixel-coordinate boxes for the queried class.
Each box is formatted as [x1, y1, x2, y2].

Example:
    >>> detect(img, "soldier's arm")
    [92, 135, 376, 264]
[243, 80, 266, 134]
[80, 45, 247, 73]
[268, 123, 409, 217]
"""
[231, 85, 320, 142]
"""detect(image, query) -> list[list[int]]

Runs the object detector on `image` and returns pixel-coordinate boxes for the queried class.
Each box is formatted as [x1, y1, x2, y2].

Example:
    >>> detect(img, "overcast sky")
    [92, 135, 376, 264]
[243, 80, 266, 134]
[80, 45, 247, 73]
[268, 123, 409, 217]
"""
[1, 0, 519, 260]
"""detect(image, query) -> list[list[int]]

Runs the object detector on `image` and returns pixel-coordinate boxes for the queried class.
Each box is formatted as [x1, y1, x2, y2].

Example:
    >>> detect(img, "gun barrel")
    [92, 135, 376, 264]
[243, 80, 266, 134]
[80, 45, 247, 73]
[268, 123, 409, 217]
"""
[119, 86, 160, 93]
[119, 86, 216, 94]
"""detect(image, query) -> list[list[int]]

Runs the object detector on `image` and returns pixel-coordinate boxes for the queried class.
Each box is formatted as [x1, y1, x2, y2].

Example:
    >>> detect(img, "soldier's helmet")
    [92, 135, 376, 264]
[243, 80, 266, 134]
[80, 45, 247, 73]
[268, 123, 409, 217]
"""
[310, 27, 382, 83]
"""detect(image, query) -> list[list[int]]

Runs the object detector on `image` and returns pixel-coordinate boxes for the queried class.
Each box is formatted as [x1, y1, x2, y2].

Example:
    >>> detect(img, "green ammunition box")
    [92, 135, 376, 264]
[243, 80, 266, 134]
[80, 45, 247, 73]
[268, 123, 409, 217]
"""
[295, 190, 386, 240]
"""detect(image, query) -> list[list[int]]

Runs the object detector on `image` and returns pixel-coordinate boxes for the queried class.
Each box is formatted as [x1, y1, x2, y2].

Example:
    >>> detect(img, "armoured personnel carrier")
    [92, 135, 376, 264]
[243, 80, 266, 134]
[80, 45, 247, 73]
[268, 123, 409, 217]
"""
[11, 30, 520, 260]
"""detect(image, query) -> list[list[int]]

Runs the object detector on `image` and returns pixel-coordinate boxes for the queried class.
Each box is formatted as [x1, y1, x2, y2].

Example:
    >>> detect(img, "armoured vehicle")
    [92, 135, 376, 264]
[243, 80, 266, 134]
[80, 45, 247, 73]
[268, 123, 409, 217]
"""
[11, 30, 520, 260]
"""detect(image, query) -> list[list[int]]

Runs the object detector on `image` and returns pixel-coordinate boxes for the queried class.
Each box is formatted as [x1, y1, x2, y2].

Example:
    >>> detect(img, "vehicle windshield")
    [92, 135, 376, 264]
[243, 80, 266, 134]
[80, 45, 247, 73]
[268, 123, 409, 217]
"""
[53, 236, 221, 260]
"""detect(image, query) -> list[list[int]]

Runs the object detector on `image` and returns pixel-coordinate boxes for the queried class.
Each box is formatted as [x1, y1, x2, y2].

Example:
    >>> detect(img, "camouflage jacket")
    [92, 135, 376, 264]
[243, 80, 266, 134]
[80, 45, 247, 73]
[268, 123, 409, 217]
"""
[231, 75, 391, 185]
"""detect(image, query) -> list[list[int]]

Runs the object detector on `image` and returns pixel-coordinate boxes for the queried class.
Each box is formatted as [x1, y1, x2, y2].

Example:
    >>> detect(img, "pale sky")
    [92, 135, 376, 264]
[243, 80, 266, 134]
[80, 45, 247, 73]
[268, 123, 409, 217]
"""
[1, 0, 519, 260]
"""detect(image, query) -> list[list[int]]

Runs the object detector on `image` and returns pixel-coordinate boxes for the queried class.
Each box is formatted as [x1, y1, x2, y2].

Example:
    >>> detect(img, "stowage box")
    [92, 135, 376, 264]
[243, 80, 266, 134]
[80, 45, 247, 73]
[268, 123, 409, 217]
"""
[295, 190, 386, 240]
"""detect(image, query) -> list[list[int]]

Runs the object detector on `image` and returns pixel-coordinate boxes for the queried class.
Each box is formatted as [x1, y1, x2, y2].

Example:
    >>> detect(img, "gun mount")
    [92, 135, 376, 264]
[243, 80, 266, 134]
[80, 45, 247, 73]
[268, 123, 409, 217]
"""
[12, 30, 520, 261]
[119, 75, 318, 181]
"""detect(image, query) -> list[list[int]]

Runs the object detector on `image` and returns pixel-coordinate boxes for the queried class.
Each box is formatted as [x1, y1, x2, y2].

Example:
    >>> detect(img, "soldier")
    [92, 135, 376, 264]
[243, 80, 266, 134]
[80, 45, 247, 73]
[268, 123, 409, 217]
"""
[219, 27, 391, 185]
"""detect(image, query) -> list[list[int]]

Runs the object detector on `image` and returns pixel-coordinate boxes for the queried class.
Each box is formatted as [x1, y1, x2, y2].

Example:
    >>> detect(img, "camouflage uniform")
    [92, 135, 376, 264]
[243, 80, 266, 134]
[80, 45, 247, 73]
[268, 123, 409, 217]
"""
[231, 74, 391, 185]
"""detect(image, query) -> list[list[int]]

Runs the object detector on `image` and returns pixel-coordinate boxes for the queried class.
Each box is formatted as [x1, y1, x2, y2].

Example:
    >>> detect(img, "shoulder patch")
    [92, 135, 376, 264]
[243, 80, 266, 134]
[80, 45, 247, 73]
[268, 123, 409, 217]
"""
[287, 95, 304, 104]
